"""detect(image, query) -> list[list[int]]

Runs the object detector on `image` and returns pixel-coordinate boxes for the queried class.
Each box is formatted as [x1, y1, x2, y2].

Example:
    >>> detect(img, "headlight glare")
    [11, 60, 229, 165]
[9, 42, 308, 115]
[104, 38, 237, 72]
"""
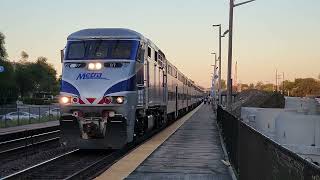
[88, 62, 102, 70]
[115, 96, 124, 104]
[88, 63, 95, 70]
[60, 96, 71, 104]
[95, 63, 102, 70]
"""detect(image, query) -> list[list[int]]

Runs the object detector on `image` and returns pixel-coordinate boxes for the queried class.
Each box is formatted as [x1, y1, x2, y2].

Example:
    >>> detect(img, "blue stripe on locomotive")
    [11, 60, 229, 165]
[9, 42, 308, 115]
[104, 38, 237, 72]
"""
[61, 75, 136, 96]
[104, 75, 136, 95]
[61, 80, 80, 96]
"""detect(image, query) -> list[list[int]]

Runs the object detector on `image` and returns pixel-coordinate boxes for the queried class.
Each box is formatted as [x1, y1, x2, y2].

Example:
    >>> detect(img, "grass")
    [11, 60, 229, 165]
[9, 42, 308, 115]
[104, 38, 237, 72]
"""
[0, 115, 59, 128]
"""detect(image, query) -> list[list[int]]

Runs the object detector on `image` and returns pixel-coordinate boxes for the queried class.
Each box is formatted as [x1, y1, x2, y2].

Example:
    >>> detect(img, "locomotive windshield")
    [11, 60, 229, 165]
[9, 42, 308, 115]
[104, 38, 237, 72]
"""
[65, 40, 139, 60]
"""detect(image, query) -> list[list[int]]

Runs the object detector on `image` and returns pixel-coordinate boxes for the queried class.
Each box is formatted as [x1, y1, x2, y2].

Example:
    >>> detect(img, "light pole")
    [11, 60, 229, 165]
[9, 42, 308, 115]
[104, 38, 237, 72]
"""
[210, 52, 217, 99]
[226, 0, 256, 110]
[213, 24, 229, 106]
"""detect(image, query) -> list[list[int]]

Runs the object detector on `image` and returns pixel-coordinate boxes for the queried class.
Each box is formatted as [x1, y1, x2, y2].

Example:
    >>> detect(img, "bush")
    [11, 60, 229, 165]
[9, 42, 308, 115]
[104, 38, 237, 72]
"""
[22, 97, 53, 105]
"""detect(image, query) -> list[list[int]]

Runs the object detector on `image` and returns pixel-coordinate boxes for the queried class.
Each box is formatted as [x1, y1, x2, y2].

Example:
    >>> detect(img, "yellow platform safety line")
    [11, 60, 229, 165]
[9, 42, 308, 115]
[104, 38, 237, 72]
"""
[95, 103, 203, 180]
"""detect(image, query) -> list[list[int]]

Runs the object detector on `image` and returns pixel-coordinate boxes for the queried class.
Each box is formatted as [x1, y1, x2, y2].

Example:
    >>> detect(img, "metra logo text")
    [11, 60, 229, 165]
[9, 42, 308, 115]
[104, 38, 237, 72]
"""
[76, 73, 109, 80]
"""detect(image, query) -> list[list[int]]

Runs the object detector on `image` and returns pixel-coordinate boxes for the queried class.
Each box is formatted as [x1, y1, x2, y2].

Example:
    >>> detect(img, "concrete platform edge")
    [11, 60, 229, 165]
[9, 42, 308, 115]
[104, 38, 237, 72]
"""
[95, 103, 203, 180]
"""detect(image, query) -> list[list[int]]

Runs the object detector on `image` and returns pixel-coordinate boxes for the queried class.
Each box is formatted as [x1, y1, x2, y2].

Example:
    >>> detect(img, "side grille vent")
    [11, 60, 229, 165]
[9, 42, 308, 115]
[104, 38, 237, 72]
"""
[104, 62, 123, 68]
[65, 63, 86, 68]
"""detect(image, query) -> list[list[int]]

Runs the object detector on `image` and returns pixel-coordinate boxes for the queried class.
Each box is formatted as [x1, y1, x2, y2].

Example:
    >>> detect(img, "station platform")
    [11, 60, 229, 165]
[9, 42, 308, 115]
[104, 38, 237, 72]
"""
[0, 120, 59, 135]
[97, 104, 234, 180]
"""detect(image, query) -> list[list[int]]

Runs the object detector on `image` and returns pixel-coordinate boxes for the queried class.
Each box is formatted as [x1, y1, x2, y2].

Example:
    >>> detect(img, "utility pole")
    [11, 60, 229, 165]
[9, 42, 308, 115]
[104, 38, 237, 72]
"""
[226, 0, 256, 110]
[226, 0, 234, 110]
[282, 72, 285, 94]
[275, 69, 278, 92]
[218, 26, 222, 105]
[212, 24, 229, 106]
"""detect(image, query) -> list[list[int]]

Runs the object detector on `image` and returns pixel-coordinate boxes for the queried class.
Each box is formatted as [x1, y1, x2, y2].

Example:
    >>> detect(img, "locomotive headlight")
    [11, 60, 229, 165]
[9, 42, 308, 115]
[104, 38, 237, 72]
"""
[60, 96, 71, 104]
[95, 63, 102, 70]
[88, 63, 95, 70]
[115, 96, 124, 104]
[88, 62, 102, 70]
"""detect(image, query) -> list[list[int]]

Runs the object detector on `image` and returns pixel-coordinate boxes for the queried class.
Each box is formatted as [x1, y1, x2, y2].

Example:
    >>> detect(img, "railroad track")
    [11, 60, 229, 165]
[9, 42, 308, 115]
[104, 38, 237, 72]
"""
[2, 149, 115, 180]
[0, 130, 61, 157]
[2, 125, 167, 180]
[0, 127, 61, 169]
[0, 136, 60, 164]
[2, 104, 201, 179]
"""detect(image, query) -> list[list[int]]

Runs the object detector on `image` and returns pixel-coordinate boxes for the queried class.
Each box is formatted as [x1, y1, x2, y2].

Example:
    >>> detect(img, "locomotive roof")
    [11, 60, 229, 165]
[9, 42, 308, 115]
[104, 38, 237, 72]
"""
[67, 28, 145, 40]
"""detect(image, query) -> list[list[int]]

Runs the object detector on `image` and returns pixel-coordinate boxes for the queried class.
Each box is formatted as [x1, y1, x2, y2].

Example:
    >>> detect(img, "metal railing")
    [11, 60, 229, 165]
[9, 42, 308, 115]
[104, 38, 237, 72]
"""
[0, 106, 60, 128]
[217, 106, 320, 180]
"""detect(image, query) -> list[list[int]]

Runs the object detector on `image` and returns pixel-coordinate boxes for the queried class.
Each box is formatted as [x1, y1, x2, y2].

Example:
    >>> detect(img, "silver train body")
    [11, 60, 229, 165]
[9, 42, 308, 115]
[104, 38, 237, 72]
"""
[60, 28, 204, 149]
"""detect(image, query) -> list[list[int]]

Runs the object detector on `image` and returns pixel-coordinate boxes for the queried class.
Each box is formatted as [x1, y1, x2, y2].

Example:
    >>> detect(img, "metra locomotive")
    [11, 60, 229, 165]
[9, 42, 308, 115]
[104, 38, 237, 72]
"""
[59, 28, 204, 149]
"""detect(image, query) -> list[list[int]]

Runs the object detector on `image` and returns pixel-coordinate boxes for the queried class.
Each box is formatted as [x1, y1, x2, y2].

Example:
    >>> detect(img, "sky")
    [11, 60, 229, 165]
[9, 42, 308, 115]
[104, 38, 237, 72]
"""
[0, 0, 319, 88]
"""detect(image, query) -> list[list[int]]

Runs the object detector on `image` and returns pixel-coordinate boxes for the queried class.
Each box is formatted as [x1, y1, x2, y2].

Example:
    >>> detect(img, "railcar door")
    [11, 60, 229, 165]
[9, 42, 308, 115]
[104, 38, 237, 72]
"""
[175, 85, 178, 118]
[163, 73, 167, 103]
[159, 66, 162, 103]
[187, 88, 189, 108]
[144, 60, 149, 105]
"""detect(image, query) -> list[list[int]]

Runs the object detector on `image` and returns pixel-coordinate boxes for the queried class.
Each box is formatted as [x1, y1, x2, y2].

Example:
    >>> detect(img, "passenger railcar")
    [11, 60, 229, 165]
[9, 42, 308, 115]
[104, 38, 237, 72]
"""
[59, 28, 204, 149]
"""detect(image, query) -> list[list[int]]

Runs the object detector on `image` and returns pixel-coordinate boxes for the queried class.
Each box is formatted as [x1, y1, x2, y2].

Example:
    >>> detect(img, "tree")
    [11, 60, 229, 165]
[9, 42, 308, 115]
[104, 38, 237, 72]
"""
[15, 55, 60, 98]
[240, 83, 249, 91]
[0, 60, 18, 104]
[20, 51, 29, 62]
[0, 32, 8, 59]
[262, 83, 274, 92]
[30, 56, 58, 94]
[282, 80, 295, 95]
[291, 78, 320, 97]
[255, 81, 264, 90]
[15, 62, 34, 97]
[0, 32, 18, 104]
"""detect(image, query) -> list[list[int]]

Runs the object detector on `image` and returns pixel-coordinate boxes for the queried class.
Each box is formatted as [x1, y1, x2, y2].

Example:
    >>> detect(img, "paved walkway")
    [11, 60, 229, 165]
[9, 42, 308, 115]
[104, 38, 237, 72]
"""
[126, 104, 232, 180]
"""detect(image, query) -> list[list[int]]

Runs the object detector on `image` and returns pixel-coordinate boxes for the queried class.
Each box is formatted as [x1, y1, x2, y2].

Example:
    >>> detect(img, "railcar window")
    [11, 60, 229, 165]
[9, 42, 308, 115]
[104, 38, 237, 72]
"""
[147, 47, 151, 58]
[66, 40, 137, 60]
[158, 60, 162, 68]
[87, 41, 109, 59]
[168, 65, 172, 75]
[154, 51, 158, 61]
[111, 41, 131, 59]
[68, 42, 85, 59]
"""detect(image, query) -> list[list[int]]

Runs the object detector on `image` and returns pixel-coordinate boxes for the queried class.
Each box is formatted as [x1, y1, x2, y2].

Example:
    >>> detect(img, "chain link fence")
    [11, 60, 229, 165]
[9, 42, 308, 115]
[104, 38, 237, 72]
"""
[217, 106, 320, 180]
[0, 105, 60, 128]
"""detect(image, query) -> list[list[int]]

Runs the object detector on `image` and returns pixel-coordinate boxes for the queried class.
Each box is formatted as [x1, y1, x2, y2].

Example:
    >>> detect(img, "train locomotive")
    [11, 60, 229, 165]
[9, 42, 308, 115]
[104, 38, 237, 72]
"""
[59, 28, 204, 149]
